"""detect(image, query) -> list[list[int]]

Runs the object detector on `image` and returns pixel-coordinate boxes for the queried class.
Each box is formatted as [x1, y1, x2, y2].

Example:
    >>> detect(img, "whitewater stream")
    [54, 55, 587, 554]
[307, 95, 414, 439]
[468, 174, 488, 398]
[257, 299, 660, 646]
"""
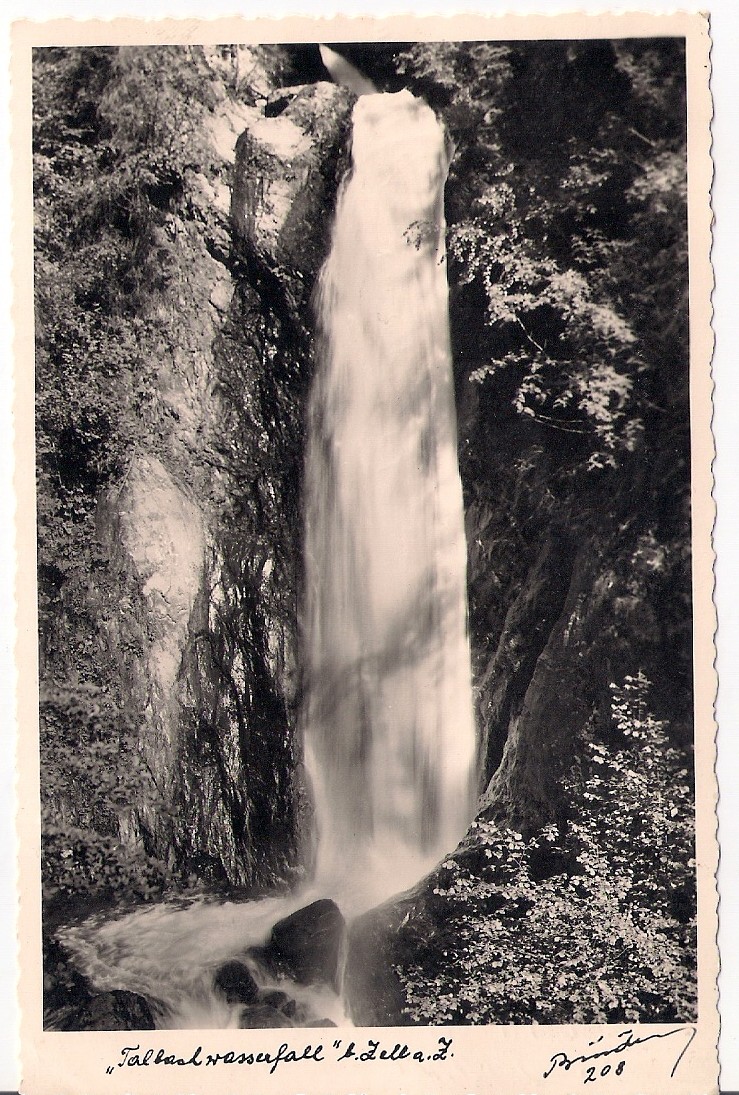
[60, 85, 477, 1031]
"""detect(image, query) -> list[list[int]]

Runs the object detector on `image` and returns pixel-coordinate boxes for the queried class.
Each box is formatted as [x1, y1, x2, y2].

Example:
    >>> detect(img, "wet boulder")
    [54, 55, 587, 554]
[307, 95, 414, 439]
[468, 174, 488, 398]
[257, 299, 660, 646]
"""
[43, 934, 157, 1031]
[213, 960, 259, 1005]
[239, 1003, 294, 1028]
[267, 898, 346, 988]
[259, 988, 297, 1017]
[344, 899, 411, 1026]
[343, 874, 445, 1026]
[60, 990, 156, 1031]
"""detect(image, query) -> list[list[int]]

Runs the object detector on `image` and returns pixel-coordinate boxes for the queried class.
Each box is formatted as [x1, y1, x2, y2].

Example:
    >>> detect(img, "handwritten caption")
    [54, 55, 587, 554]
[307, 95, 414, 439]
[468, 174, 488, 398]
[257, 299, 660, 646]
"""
[543, 1025, 696, 1085]
[105, 1025, 698, 1085]
[105, 1035, 454, 1076]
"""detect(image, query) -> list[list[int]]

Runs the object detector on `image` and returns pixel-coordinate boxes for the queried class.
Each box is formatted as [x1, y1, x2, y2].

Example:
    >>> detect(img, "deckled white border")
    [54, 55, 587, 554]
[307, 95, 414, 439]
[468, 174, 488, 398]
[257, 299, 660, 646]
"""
[5, 5, 724, 1093]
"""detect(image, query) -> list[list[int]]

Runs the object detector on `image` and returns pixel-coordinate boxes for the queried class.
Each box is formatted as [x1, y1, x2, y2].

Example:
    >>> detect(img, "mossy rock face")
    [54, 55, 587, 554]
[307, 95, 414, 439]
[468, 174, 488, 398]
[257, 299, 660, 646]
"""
[37, 50, 355, 906]
[59, 990, 157, 1032]
[232, 83, 353, 281]
[43, 934, 95, 1018]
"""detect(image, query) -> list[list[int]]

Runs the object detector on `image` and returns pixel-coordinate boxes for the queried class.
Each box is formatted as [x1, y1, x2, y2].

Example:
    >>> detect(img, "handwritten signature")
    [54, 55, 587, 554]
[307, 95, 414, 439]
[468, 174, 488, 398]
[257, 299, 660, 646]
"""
[544, 1025, 697, 1084]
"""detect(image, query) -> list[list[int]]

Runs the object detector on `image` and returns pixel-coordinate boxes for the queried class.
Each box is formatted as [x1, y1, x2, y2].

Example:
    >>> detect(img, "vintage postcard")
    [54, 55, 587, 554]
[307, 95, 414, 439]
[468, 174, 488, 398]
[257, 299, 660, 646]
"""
[12, 11, 716, 1095]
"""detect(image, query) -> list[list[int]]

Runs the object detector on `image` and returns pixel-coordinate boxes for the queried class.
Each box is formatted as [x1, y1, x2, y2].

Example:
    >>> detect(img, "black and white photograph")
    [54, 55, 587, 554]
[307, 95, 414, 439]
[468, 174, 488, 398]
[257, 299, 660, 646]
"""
[14, 14, 717, 1095]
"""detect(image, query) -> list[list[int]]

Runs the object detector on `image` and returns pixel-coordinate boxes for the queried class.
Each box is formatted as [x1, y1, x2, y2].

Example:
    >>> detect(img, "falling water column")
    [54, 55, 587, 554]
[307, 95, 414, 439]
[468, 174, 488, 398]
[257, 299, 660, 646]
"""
[302, 90, 477, 904]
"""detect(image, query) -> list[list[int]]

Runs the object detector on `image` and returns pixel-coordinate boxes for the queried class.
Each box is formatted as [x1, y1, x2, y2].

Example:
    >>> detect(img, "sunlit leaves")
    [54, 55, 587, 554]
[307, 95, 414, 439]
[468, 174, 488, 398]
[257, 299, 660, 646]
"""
[400, 39, 688, 477]
[39, 683, 180, 903]
[396, 673, 695, 1025]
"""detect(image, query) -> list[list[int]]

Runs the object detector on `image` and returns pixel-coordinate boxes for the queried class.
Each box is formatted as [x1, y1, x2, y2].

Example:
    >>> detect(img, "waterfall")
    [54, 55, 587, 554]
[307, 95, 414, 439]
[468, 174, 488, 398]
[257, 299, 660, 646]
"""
[55, 88, 477, 1032]
[302, 90, 477, 907]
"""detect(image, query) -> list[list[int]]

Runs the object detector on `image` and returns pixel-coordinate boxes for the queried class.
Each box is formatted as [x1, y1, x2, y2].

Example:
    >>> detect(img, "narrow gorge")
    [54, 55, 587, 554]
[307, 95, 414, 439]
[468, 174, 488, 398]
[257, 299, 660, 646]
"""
[36, 41, 697, 1030]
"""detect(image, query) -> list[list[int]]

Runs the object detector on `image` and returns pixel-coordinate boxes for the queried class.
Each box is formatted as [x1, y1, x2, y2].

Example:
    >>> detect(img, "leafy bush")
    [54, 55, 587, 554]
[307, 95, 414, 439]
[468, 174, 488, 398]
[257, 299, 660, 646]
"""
[395, 38, 687, 475]
[42, 826, 174, 907]
[396, 673, 695, 1025]
[39, 683, 180, 904]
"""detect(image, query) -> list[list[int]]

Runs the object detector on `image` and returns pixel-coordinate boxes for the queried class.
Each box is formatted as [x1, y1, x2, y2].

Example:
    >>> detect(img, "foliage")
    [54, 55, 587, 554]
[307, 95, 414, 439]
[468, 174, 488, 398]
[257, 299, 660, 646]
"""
[39, 683, 179, 904]
[396, 673, 695, 1024]
[34, 49, 158, 620]
[32, 45, 238, 908]
[33, 47, 219, 580]
[394, 39, 687, 480]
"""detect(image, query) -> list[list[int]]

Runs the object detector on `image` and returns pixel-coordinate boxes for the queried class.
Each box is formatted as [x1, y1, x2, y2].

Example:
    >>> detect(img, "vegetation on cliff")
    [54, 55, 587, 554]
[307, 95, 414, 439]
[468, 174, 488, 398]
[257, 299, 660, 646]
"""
[34, 45, 204, 904]
[34, 43, 326, 903]
[393, 674, 695, 1024]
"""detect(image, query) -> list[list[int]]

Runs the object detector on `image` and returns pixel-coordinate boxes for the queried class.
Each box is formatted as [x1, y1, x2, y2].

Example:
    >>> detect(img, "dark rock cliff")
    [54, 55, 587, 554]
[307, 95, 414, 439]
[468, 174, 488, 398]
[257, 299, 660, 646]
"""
[120, 76, 350, 888]
[38, 48, 353, 892]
